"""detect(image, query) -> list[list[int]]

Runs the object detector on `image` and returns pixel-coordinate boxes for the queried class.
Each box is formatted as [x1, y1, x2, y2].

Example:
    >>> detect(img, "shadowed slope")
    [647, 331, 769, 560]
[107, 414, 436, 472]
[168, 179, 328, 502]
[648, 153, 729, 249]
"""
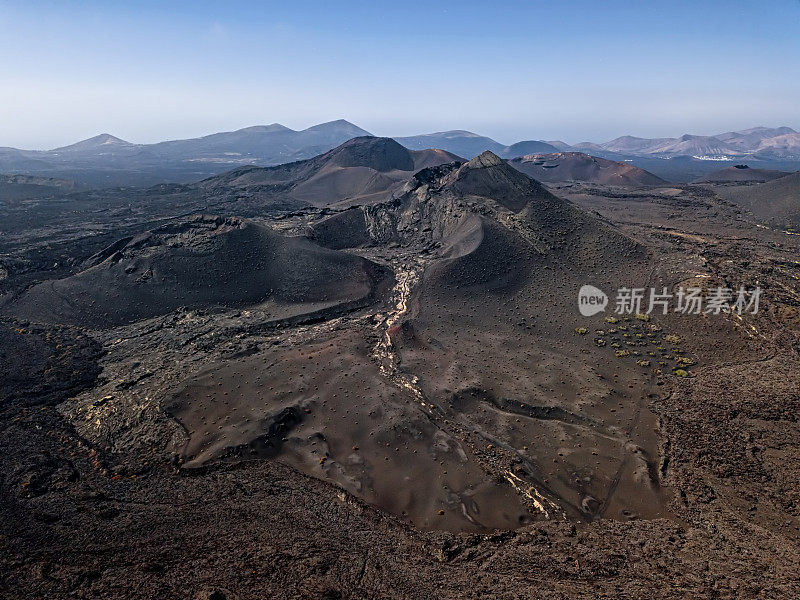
[719, 171, 800, 227]
[3, 215, 387, 328]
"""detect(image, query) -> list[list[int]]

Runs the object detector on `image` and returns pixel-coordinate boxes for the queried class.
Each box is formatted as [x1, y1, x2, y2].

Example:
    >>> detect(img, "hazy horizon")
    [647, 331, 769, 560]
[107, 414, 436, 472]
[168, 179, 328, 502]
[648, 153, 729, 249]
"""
[2, 0, 799, 149]
[5, 118, 800, 153]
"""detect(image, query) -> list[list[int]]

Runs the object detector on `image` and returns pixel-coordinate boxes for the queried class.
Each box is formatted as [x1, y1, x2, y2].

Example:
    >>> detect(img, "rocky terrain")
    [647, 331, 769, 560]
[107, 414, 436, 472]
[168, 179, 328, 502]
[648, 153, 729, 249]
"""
[2, 139, 800, 599]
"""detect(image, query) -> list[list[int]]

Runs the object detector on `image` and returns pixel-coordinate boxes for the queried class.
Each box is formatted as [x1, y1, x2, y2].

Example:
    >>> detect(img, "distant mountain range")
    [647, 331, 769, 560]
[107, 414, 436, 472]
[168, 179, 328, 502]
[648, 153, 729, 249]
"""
[572, 126, 800, 160]
[0, 120, 798, 188]
[0, 120, 374, 187]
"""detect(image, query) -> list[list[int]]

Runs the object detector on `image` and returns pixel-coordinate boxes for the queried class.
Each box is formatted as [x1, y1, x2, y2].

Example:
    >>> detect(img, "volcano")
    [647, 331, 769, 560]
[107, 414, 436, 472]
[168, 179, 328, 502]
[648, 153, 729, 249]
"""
[4, 215, 388, 328]
[508, 152, 668, 186]
[198, 136, 462, 207]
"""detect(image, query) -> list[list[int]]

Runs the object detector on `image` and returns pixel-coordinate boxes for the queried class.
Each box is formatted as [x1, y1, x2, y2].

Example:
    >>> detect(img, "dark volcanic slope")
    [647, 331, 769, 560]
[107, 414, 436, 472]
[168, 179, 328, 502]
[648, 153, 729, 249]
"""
[3, 215, 387, 328]
[719, 171, 800, 227]
[199, 136, 462, 207]
[694, 164, 791, 183]
[508, 152, 668, 186]
[386, 153, 668, 521]
[6, 146, 800, 597]
[0, 139, 460, 293]
[214, 152, 671, 525]
[0, 319, 101, 407]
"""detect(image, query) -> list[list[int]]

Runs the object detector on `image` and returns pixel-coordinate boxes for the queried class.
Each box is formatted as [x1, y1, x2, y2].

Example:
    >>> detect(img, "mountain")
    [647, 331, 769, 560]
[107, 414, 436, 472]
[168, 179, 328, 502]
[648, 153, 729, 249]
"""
[508, 152, 668, 186]
[693, 164, 791, 183]
[650, 134, 739, 157]
[754, 133, 800, 158]
[148, 119, 372, 165]
[394, 130, 505, 158]
[503, 140, 561, 157]
[226, 150, 669, 527]
[0, 138, 464, 256]
[719, 171, 800, 227]
[394, 130, 558, 159]
[586, 134, 736, 157]
[583, 126, 800, 160]
[198, 136, 463, 207]
[0, 120, 375, 187]
[342, 152, 659, 519]
[52, 133, 132, 153]
[2, 122, 799, 188]
[585, 136, 673, 155]
[715, 126, 796, 148]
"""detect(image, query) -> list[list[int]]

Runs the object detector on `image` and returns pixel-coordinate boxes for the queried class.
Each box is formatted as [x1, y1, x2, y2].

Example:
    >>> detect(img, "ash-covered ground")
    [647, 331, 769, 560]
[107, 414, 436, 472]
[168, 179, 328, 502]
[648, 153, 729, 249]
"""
[2, 141, 800, 599]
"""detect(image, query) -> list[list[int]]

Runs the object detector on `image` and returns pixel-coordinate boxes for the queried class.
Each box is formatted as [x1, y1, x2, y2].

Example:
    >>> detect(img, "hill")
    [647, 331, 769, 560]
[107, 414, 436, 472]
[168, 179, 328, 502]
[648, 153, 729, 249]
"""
[52, 133, 132, 153]
[3, 215, 388, 328]
[394, 130, 558, 159]
[719, 171, 800, 227]
[198, 136, 462, 207]
[693, 164, 791, 183]
[300, 153, 666, 523]
[507, 152, 668, 186]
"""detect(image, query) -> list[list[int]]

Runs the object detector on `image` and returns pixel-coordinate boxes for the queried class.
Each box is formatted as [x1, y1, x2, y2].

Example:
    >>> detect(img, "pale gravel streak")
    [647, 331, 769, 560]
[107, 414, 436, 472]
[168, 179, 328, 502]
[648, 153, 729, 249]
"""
[504, 471, 561, 518]
[370, 258, 427, 403]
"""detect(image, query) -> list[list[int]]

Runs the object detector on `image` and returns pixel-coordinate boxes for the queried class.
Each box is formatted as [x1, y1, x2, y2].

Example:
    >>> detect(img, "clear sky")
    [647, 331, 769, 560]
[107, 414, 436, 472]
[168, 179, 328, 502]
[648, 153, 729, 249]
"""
[1, 0, 799, 149]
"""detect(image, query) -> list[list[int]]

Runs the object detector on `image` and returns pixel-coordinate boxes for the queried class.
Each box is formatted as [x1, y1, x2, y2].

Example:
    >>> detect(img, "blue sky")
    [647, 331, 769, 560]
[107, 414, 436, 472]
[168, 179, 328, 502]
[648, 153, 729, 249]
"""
[1, 0, 799, 149]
